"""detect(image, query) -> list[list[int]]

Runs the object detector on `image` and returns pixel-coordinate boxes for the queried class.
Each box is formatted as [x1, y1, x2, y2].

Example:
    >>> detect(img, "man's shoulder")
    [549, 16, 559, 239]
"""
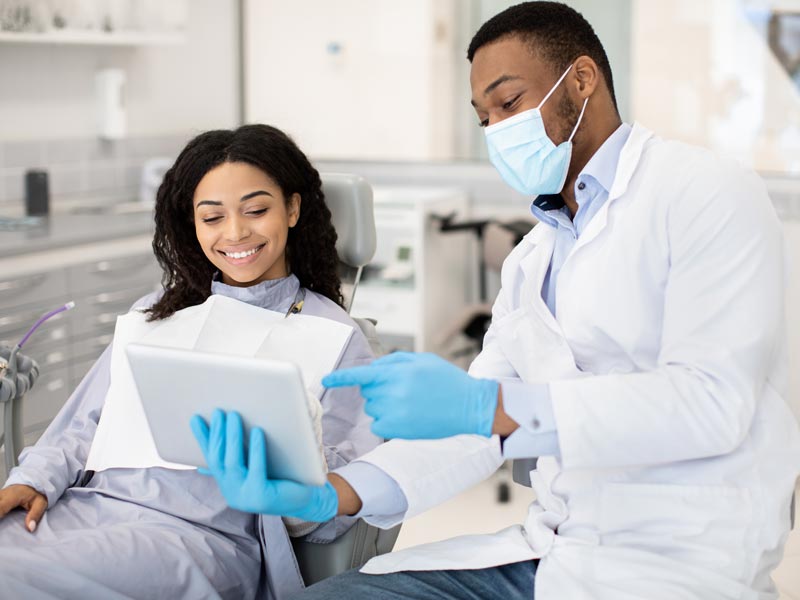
[641, 134, 756, 188]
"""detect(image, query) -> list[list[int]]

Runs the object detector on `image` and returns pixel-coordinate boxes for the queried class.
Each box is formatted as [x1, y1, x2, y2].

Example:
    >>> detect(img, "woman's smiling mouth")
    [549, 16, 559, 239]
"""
[218, 243, 266, 264]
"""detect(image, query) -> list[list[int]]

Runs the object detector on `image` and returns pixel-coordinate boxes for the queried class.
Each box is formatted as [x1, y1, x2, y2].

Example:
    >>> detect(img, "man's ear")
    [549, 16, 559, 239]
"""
[572, 55, 600, 99]
[288, 193, 301, 227]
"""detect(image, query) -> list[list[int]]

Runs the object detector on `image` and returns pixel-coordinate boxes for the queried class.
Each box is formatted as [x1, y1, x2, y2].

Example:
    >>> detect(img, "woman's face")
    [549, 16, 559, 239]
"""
[193, 161, 300, 287]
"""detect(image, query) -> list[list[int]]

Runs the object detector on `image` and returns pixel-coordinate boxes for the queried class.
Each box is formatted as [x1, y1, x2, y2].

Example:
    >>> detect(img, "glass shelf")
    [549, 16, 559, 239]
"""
[0, 30, 184, 46]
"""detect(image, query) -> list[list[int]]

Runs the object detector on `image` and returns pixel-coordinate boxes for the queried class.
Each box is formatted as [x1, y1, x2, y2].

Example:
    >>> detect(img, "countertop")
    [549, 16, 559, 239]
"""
[0, 205, 155, 259]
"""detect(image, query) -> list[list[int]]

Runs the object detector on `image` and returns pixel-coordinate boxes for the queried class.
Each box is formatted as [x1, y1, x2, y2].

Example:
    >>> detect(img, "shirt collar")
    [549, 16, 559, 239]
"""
[531, 122, 632, 218]
[210, 273, 301, 313]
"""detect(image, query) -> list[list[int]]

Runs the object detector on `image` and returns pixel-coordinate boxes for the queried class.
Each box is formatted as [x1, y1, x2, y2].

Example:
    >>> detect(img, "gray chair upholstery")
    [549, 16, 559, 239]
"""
[288, 173, 400, 587]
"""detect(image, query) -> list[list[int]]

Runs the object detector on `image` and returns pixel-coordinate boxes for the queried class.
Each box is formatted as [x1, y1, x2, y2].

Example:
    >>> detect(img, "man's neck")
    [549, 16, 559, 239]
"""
[561, 115, 623, 217]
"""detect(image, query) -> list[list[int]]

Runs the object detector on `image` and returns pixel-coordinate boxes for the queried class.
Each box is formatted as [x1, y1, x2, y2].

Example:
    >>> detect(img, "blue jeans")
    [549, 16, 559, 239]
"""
[291, 560, 537, 600]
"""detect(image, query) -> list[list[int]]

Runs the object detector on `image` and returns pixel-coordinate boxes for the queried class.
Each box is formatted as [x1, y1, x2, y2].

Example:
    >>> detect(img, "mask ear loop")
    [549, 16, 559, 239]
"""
[536, 63, 575, 110]
[568, 97, 589, 142]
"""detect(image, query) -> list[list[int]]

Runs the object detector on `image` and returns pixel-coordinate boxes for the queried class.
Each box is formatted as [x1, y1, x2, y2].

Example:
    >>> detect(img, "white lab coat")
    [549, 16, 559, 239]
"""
[357, 123, 800, 599]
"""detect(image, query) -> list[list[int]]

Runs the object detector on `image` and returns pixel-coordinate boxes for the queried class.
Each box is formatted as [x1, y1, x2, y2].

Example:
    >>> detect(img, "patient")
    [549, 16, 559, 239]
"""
[0, 125, 380, 599]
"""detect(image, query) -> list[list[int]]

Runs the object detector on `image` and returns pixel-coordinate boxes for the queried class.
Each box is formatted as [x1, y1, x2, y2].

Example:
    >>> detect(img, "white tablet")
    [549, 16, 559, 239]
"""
[125, 343, 326, 486]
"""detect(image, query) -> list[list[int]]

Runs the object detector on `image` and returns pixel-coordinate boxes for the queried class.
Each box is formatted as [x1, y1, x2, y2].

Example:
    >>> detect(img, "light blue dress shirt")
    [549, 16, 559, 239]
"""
[501, 122, 631, 458]
[336, 123, 632, 517]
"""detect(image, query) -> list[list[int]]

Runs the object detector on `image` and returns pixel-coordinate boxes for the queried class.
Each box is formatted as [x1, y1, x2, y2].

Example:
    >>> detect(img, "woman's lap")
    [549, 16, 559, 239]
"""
[0, 492, 261, 600]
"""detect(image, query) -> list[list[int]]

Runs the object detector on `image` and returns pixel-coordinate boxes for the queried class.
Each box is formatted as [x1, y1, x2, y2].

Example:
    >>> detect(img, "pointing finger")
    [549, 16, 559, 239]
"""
[322, 365, 383, 389]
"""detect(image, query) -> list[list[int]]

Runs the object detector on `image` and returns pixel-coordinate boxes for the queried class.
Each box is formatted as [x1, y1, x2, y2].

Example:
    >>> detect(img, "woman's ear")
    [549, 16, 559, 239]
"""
[288, 193, 301, 227]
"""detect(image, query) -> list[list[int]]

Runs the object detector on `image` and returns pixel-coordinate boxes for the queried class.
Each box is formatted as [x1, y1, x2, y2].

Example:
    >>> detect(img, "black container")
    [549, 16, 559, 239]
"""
[25, 170, 50, 217]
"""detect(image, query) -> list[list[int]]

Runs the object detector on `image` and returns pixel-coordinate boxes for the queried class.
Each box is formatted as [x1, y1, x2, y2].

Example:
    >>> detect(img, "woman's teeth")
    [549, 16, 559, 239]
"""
[224, 246, 262, 259]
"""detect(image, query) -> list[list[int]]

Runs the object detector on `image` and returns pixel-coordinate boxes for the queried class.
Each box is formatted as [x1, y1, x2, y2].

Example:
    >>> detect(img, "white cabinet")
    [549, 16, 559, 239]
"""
[244, 0, 457, 161]
[350, 186, 475, 353]
[0, 236, 160, 447]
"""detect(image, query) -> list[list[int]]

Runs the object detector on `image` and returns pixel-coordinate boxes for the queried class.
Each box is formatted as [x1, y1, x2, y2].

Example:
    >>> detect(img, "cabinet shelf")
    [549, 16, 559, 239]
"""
[0, 30, 185, 46]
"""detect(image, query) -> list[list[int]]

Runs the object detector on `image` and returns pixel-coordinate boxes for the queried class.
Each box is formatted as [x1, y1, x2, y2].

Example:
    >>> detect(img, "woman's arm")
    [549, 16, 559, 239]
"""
[3, 344, 112, 508]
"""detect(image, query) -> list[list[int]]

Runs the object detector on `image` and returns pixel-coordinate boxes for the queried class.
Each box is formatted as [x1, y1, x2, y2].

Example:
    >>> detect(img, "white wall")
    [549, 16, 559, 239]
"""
[0, 0, 240, 141]
[244, 0, 457, 161]
[631, 0, 800, 173]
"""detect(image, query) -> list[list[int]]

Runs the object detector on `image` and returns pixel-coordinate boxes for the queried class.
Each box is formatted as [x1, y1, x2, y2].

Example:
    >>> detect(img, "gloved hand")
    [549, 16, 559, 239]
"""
[190, 410, 338, 522]
[322, 352, 499, 440]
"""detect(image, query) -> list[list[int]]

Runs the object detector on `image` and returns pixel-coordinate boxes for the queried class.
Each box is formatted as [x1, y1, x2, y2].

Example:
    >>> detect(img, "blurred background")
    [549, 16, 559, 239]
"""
[1, 1, 800, 594]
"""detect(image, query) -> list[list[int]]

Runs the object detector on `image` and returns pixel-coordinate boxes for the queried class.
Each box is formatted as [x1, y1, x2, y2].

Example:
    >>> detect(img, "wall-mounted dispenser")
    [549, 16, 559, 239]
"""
[95, 68, 127, 140]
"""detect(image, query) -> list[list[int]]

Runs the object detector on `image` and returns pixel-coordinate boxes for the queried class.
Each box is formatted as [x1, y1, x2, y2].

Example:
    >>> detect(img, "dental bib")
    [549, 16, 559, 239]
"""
[85, 294, 353, 472]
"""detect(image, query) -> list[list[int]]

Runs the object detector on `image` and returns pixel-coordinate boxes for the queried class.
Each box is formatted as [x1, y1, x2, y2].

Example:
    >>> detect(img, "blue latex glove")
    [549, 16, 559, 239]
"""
[322, 352, 498, 440]
[190, 409, 338, 521]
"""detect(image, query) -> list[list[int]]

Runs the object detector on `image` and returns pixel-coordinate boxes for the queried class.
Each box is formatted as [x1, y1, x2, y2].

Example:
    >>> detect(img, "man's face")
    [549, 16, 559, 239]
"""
[470, 36, 579, 144]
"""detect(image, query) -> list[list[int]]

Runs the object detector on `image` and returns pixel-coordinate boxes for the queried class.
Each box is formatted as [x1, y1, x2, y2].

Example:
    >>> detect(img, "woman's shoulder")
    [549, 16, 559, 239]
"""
[301, 290, 375, 362]
[129, 288, 165, 311]
[301, 289, 356, 328]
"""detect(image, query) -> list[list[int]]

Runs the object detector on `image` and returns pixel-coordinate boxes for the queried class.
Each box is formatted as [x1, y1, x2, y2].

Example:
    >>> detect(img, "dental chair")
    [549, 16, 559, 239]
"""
[0, 173, 402, 585]
[289, 173, 402, 586]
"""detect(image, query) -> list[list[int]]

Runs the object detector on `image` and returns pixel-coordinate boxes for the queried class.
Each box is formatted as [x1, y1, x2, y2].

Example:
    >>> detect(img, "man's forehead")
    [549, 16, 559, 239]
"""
[469, 37, 551, 98]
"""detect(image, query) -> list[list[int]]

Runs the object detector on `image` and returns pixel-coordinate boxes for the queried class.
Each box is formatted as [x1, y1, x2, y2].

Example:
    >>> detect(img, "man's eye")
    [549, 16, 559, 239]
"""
[478, 118, 489, 128]
[502, 95, 520, 110]
[202, 216, 222, 224]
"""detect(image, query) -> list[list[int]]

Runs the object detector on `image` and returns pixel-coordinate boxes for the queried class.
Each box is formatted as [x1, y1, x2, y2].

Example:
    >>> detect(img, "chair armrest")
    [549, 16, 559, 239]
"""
[291, 520, 402, 587]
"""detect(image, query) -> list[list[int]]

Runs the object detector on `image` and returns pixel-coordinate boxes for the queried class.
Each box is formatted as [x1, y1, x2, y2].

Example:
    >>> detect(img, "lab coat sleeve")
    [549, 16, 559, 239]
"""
[333, 460, 409, 520]
[470, 279, 561, 458]
[500, 380, 561, 459]
[550, 165, 786, 469]
[3, 345, 112, 507]
[353, 434, 504, 529]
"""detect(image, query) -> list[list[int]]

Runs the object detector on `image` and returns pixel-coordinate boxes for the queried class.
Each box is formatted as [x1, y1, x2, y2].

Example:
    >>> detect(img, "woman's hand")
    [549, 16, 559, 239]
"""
[0, 484, 47, 533]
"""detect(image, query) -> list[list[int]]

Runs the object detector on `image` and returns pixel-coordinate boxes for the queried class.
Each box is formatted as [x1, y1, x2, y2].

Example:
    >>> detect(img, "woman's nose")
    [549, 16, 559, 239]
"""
[224, 215, 249, 241]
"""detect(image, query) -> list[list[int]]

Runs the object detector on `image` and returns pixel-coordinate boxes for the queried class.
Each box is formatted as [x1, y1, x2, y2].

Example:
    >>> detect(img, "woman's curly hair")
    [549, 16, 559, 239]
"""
[146, 124, 342, 321]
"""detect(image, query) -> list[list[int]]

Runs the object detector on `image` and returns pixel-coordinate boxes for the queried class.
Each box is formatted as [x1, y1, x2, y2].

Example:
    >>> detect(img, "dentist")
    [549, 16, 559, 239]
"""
[195, 2, 800, 598]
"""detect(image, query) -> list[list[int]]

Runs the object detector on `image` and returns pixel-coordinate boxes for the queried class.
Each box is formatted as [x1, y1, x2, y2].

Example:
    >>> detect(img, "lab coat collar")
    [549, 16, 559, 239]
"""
[530, 122, 635, 220]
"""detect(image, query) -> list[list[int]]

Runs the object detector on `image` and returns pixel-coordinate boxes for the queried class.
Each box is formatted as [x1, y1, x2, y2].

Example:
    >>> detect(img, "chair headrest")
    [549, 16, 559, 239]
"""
[321, 173, 376, 268]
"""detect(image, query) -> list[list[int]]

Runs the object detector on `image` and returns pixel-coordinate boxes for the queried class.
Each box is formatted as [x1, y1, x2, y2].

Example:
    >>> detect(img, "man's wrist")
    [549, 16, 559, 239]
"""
[328, 472, 362, 516]
[492, 385, 520, 437]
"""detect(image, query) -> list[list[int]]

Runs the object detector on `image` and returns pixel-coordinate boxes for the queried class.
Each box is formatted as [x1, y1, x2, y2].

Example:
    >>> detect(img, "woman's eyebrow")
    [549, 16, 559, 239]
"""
[196, 199, 222, 207]
[241, 190, 273, 201]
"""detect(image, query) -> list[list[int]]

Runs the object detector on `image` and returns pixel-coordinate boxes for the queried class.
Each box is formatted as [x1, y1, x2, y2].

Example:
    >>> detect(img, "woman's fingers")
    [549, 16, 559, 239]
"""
[24, 494, 47, 533]
[0, 486, 26, 518]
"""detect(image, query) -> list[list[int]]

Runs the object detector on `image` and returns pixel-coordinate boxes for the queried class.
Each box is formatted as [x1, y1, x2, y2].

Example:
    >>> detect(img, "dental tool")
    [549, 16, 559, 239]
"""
[1, 301, 75, 476]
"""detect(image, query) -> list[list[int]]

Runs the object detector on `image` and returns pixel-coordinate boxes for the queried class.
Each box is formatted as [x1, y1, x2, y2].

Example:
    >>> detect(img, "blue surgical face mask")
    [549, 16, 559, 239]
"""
[484, 63, 588, 197]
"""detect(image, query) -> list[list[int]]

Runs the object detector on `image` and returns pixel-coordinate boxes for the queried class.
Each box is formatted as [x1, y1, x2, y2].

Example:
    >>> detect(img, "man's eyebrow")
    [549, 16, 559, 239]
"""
[241, 190, 272, 201]
[471, 74, 523, 107]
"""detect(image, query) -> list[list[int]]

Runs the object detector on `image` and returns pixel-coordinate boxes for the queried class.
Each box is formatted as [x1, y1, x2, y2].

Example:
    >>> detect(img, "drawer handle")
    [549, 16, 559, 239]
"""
[92, 334, 114, 347]
[95, 313, 118, 325]
[0, 273, 47, 293]
[45, 351, 66, 364]
[91, 290, 134, 305]
[0, 311, 64, 329]
[90, 256, 152, 275]
[46, 378, 65, 392]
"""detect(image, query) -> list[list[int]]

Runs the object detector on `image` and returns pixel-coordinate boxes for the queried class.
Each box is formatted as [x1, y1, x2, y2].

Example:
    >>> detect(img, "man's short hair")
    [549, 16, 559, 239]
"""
[467, 1, 617, 110]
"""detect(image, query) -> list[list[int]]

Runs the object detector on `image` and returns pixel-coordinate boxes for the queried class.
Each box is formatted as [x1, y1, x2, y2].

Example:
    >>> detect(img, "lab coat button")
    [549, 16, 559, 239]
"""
[577, 182, 586, 191]
[532, 418, 541, 430]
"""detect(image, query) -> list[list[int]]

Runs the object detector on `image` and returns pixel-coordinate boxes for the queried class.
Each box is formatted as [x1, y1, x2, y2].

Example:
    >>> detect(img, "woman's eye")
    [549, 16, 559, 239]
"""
[247, 208, 268, 216]
[201, 216, 222, 224]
